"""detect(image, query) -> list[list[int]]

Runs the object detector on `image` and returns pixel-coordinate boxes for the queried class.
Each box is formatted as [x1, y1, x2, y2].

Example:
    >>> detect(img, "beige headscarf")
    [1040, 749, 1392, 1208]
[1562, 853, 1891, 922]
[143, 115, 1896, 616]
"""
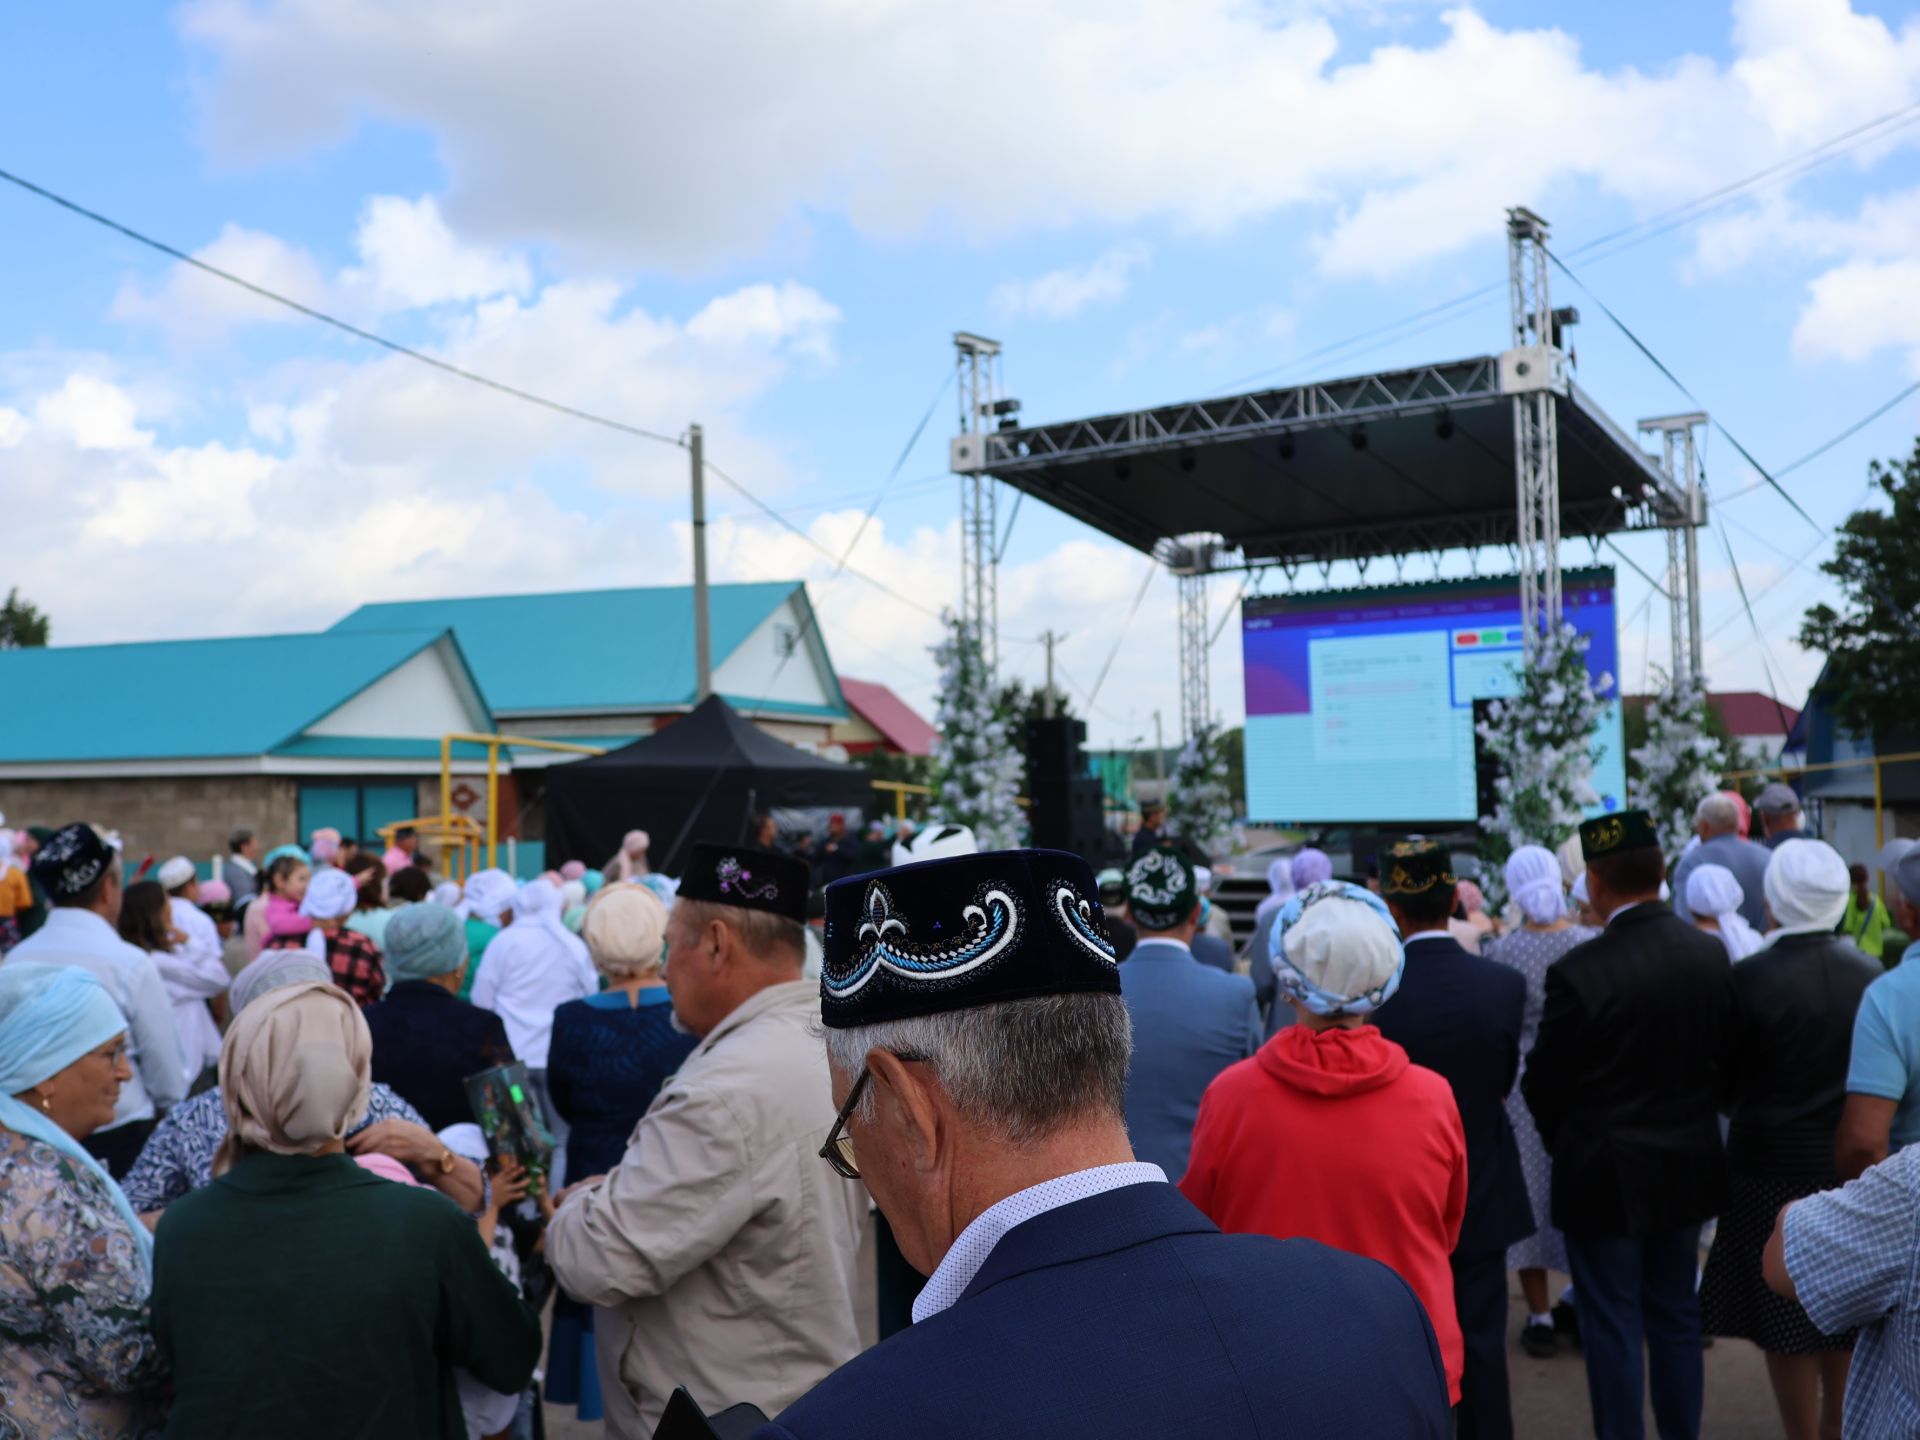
[214, 981, 371, 1175]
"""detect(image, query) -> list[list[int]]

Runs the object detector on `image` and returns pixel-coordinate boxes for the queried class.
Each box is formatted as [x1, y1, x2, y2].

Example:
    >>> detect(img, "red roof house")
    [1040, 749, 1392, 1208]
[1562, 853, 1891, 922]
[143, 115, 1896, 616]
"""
[830, 677, 939, 757]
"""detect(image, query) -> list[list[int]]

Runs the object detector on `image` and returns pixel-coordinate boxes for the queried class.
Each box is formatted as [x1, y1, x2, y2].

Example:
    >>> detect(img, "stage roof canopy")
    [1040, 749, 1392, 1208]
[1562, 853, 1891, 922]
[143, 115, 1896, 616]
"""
[967, 355, 1687, 572]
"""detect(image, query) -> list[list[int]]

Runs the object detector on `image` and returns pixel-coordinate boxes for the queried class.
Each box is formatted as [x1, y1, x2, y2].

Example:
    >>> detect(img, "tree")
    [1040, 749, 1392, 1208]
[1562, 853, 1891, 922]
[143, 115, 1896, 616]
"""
[1165, 721, 1236, 858]
[993, 677, 1075, 733]
[1477, 621, 1614, 901]
[1629, 669, 1734, 861]
[928, 613, 1025, 848]
[0, 589, 49, 648]
[1800, 437, 1920, 740]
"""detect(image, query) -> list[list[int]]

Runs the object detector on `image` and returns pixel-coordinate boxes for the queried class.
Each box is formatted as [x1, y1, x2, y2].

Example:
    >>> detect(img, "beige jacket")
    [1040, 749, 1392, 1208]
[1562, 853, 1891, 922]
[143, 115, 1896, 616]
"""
[545, 979, 866, 1437]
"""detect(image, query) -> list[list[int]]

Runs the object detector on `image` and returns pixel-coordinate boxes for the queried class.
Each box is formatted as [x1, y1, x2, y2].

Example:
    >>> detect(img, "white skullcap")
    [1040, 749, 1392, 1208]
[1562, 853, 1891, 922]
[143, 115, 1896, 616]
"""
[298, 866, 359, 921]
[893, 823, 977, 866]
[157, 856, 197, 891]
[1764, 838, 1851, 936]
[1194, 866, 1214, 895]
[1571, 872, 1590, 906]
[1504, 845, 1566, 926]
[463, 868, 518, 923]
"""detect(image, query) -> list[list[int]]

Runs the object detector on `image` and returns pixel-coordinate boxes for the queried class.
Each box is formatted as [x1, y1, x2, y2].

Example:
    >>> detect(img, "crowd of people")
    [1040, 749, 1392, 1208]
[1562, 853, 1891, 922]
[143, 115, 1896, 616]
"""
[0, 786, 1917, 1439]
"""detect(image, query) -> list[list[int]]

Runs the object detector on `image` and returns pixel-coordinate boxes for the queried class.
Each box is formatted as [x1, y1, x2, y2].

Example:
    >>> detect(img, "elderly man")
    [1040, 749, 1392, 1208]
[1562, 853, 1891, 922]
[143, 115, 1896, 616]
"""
[1523, 811, 1737, 1440]
[221, 826, 260, 904]
[1755, 782, 1812, 850]
[763, 848, 1452, 1439]
[1118, 847, 1261, 1180]
[1375, 841, 1531, 1440]
[5, 823, 187, 1175]
[155, 856, 230, 1089]
[1836, 845, 1920, 1181]
[1670, 791, 1773, 930]
[545, 843, 865, 1437]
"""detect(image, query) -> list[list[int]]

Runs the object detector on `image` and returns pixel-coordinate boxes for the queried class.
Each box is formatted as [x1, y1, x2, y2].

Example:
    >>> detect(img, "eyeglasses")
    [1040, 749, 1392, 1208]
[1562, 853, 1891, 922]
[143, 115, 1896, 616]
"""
[817, 1052, 925, 1181]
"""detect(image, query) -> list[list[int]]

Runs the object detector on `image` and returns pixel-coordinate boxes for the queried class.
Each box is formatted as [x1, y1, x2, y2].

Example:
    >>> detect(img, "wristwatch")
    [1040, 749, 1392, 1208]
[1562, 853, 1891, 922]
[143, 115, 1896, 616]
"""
[436, 1148, 456, 1175]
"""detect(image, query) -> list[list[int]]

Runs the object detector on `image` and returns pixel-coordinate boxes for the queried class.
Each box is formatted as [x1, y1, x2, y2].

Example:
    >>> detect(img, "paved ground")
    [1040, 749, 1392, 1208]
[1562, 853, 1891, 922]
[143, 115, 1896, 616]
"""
[547, 1231, 1785, 1438]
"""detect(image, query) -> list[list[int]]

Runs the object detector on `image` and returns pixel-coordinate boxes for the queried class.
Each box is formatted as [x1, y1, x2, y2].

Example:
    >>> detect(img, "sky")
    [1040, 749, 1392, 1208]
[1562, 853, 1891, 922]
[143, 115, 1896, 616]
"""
[4, 0, 1920, 749]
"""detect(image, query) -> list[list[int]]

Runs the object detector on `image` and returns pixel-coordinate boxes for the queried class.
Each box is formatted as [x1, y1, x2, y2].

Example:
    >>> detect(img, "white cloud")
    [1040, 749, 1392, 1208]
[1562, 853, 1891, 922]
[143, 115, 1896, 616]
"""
[685, 282, 842, 362]
[180, 1, 1920, 278]
[110, 222, 330, 347]
[341, 194, 531, 309]
[34, 375, 153, 451]
[992, 243, 1153, 321]
[1793, 257, 1920, 363]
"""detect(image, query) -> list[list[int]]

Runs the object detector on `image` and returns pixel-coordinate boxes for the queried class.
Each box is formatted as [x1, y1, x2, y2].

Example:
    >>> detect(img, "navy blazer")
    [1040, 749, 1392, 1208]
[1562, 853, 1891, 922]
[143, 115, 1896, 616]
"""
[1374, 932, 1534, 1256]
[758, 1183, 1450, 1440]
[1119, 940, 1261, 1180]
[362, 980, 514, 1132]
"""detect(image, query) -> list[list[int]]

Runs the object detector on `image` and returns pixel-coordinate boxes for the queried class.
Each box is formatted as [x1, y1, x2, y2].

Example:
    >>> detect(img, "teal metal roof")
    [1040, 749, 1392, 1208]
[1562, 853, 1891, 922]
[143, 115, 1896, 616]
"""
[329, 583, 848, 718]
[0, 630, 485, 763]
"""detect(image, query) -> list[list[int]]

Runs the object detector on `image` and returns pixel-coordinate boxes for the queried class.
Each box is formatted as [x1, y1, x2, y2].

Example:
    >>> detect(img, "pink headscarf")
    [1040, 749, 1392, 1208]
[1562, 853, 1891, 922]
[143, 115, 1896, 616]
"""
[560, 860, 587, 882]
[1720, 789, 1752, 840]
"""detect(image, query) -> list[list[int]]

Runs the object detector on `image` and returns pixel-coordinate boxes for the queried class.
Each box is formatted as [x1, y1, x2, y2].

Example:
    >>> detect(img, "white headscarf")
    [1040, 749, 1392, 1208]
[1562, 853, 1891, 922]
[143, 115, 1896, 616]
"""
[517, 877, 591, 965]
[1504, 845, 1567, 926]
[1685, 864, 1763, 962]
[298, 866, 359, 921]
[462, 868, 518, 924]
[429, 881, 463, 910]
[1761, 839, 1851, 948]
[1254, 855, 1297, 925]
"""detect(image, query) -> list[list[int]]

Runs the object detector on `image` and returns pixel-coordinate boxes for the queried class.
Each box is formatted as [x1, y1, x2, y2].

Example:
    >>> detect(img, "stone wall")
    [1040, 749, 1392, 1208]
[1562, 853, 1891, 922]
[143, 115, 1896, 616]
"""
[0, 775, 299, 867]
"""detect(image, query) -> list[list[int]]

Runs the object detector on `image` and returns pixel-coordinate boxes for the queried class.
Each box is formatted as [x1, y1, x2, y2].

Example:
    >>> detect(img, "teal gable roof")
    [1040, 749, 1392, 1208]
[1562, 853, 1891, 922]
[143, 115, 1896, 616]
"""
[0, 629, 485, 763]
[329, 582, 846, 718]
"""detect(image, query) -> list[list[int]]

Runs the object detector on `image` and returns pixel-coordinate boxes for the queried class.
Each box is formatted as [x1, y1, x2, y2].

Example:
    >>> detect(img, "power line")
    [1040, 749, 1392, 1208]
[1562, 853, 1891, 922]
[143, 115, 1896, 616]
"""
[0, 164, 686, 452]
[1716, 377, 1920, 503]
[1714, 522, 1799, 739]
[1086, 559, 1161, 710]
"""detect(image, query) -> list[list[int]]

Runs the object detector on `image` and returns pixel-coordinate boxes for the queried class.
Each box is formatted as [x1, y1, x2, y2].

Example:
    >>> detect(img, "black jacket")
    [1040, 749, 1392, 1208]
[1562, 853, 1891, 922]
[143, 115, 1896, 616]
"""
[1522, 903, 1737, 1238]
[1724, 932, 1879, 1177]
[363, 980, 515, 1132]
[1374, 933, 1534, 1256]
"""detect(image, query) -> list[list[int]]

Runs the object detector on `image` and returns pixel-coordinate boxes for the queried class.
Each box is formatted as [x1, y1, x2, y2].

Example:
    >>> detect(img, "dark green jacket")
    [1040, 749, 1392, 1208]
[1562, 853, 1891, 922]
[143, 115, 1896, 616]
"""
[152, 1151, 539, 1438]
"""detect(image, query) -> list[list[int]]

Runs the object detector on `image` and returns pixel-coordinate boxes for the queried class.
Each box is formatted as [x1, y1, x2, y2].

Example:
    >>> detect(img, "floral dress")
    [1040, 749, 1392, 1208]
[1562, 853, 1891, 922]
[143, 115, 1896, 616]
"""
[0, 1127, 167, 1439]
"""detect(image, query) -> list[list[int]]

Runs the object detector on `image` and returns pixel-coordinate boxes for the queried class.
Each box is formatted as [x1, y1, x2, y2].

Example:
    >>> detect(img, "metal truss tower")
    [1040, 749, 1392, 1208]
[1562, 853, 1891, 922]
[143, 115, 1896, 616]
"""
[952, 332, 1004, 672]
[1506, 207, 1567, 648]
[1639, 413, 1708, 684]
[1159, 534, 1229, 742]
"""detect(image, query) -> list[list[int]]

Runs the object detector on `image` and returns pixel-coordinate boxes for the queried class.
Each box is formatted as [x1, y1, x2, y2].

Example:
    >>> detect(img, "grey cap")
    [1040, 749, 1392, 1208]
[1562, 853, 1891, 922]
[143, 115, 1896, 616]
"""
[1754, 782, 1801, 817]
[1896, 846, 1920, 909]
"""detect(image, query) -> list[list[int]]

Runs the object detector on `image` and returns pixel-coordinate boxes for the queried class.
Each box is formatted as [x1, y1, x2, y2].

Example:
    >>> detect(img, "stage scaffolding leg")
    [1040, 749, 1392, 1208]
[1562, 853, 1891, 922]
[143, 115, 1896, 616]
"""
[1178, 568, 1210, 743]
[954, 333, 1003, 673]
[1640, 413, 1708, 684]
[1507, 207, 1564, 648]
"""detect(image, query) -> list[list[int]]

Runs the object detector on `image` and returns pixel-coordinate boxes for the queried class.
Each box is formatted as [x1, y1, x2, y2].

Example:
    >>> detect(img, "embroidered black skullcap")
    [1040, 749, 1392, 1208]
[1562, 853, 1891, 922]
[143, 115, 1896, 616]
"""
[676, 842, 809, 922]
[820, 848, 1120, 1029]
[1126, 846, 1197, 931]
[1580, 809, 1661, 861]
[1379, 840, 1455, 898]
[29, 822, 116, 900]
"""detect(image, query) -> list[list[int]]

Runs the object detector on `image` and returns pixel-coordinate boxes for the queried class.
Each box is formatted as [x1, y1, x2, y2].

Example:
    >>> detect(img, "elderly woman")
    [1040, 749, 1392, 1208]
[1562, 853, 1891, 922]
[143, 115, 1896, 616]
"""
[362, 903, 515, 1132]
[542, 883, 700, 1422]
[472, 879, 598, 1139]
[1181, 880, 1468, 1405]
[0, 962, 168, 1437]
[120, 950, 483, 1215]
[1699, 839, 1881, 1440]
[152, 982, 541, 1436]
[1484, 844, 1596, 1358]
[1687, 863, 1764, 962]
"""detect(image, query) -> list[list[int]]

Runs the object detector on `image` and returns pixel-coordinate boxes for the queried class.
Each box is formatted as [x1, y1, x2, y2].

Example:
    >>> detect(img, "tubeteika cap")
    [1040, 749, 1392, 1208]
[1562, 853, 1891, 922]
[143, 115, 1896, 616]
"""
[1126, 846, 1197, 931]
[676, 842, 809, 922]
[1379, 839, 1455, 898]
[1580, 809, 1661, 860]
[29, 823, 115, 900]
[820, 848, 1119, 1029]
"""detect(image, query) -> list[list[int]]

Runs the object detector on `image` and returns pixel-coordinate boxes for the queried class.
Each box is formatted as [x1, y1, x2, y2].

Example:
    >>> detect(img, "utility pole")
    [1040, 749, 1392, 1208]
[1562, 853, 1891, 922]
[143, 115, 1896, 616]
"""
[690, 423, 712, 702]
[1040, 630, 1058, 719]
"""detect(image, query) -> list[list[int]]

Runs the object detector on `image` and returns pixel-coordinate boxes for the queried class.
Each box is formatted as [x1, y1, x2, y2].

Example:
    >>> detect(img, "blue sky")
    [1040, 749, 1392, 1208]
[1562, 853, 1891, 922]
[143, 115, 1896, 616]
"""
[4, 1, 1919, 746]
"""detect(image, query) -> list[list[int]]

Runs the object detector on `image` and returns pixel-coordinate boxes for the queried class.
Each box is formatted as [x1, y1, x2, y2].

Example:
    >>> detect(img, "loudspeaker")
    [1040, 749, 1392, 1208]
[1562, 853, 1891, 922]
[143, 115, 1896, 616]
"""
[1028, 775, 1106, 861]
[1025, 716, 1088, 782]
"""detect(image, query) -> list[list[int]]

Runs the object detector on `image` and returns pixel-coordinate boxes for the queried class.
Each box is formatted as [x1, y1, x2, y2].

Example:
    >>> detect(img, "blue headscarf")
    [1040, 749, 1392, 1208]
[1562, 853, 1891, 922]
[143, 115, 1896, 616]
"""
[0, 963, 153, 1275]
[384, 902, 468, 982]
[1269, 880, 1405, 1018]
[262, 843, 311, 869]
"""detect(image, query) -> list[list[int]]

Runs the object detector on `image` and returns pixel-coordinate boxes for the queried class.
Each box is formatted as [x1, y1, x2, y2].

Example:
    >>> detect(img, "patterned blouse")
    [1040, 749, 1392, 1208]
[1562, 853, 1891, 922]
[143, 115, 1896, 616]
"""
[120, 1083, 428, 1213]
[0, 1126, 168, 1438]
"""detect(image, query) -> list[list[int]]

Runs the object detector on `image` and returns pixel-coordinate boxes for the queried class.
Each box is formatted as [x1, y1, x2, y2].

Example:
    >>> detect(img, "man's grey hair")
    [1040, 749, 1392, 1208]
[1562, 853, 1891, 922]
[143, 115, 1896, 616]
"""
[674, 897, 806, 965]
[825, 993, 1132, 1147]
[1695, 792, 1741, 834]
[228, 827, 254, 852]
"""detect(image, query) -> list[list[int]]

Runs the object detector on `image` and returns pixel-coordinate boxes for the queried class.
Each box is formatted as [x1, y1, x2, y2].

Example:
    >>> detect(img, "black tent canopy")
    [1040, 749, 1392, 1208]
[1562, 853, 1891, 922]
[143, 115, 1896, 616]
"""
[542, 695, 872, 871]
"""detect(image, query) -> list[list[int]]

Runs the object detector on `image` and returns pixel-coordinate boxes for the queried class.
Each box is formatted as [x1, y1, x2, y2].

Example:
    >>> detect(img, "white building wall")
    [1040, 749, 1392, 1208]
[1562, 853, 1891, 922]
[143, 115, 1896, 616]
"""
[305, 645, 484, 738]
[712, 596, 838, 712]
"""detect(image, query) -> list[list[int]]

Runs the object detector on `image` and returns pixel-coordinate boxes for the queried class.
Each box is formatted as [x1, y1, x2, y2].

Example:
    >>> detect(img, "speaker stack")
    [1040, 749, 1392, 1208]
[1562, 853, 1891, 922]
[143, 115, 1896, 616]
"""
[1024, 716, 1107, 864]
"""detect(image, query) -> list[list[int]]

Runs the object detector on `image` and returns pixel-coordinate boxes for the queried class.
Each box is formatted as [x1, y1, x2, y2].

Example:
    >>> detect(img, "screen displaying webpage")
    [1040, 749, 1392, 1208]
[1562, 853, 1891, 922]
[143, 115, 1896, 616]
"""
[1241, 570, 1625, 824]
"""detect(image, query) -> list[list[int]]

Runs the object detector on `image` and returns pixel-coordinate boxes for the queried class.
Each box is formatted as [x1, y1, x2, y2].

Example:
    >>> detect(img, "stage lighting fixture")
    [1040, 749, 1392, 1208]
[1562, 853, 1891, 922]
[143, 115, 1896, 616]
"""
[1349, 427, 1368, 451]
[1435, 413, 1455, 440]
[990, 398, 1023, 416]
[1179, 451, 1198, 473]
[1277, 432, 1295, 461]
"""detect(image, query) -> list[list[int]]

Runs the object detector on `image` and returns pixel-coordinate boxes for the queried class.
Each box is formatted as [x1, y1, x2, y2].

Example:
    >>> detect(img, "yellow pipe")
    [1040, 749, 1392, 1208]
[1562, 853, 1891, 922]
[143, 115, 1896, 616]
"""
[486, 744, 499, 871]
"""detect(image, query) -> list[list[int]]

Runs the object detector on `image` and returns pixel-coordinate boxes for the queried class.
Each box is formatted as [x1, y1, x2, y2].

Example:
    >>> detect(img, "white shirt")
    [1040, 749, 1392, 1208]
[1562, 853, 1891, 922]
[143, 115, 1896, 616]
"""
[160, 896, 231, 1083]
[469, 919, 597, 1069]
[911, 1162, 1168, 1323]
[5, 907, 188, 1126]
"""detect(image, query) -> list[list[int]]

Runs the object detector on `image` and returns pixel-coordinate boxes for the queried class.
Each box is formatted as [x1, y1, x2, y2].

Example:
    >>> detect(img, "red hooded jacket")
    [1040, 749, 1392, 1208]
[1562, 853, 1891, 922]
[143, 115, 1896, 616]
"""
[1179, 1022, 1468, 1401]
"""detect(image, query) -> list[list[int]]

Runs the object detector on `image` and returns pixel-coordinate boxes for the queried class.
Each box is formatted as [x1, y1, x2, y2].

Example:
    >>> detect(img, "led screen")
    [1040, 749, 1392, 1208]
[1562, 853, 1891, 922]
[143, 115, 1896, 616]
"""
[1241, 569, 1625, 825]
